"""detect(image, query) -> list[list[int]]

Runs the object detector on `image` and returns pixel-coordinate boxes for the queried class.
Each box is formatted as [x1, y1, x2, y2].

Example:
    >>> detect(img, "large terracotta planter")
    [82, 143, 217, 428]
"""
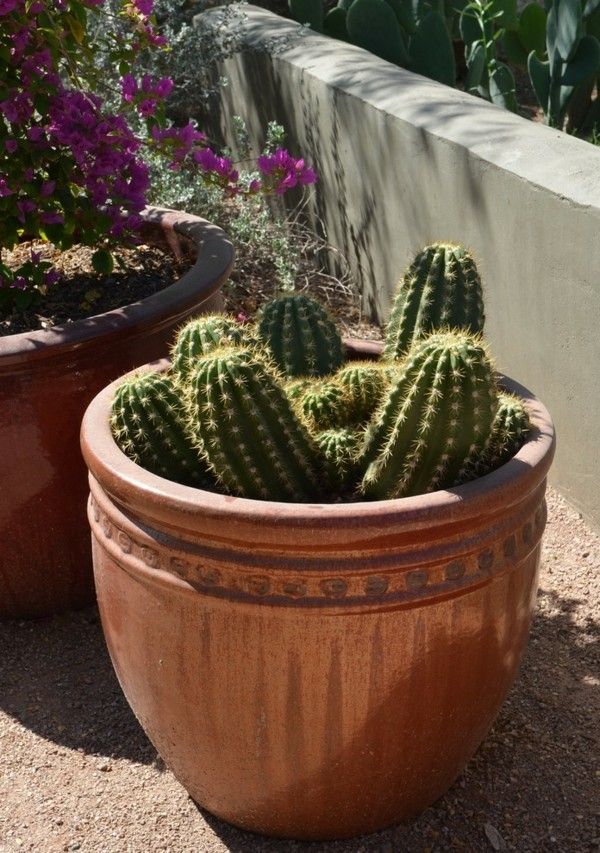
[81, 351, 554, 840]
[0, 208, 233, 619]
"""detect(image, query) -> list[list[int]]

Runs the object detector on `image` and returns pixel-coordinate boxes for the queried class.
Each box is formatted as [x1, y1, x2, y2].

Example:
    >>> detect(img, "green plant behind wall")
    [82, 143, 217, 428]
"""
[290, 0, 457, 86]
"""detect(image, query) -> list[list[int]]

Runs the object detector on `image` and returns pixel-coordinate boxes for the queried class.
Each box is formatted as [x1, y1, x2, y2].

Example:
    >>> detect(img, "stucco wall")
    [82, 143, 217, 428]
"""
[196, 6, 600, 527]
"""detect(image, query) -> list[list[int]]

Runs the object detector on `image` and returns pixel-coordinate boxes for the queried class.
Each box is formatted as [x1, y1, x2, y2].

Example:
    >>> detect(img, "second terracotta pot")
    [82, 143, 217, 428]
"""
[0, 208, 233, 619]
[81, 350, 555, 840]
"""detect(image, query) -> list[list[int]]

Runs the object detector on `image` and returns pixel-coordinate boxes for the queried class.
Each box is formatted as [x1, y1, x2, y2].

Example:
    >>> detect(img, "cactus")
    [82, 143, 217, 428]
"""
[171, 315, 245, 382]
[256, 293, 344, 378]
[316, 428, 362, 491]
[383, 243, 485, 360]
[460, 0, 518, 110]
[289, 0, 324, 29]
[299, 380, 350, 431]
[334, 361, 390, 423]
[346, 0, 411, 65]
[111, 372, 212, 487]
[410, 10, 456, 86]
[528, 0, 600, 129]
[468, 391, 531, 476]
[187, 347, 329, 501]
[359, 331, 499, 499]
[503, 2, 547, 68]
[285, 378, 312, 402]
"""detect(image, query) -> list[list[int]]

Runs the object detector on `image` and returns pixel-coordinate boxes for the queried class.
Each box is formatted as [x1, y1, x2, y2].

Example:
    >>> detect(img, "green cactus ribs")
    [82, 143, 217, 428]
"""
[471, 391, 531, 477]
[316, 428, 362, 491]
[383, 243, 484, 360]
[111, 372, 212, 487]
[299, 380, 349, 431]
[257, 293, 344, 378]
[334, 361, 391, 423]
[171, 314, 245, 382]
[360, 330, 499, 499]
[188, 347, 329, 501]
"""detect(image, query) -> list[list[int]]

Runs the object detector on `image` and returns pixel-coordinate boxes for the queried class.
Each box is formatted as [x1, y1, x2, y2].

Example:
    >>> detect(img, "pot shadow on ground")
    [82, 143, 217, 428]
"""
[196, 582, 599, 852]
[0, 606, 156, 765]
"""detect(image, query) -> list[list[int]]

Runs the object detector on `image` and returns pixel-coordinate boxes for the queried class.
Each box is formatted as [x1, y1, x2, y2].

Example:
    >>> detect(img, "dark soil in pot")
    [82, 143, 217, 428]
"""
[2, 241, 195, 337]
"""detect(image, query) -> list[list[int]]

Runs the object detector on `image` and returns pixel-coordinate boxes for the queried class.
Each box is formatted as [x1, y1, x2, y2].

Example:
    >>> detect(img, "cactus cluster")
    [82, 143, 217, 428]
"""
[112, 242, 531, 503]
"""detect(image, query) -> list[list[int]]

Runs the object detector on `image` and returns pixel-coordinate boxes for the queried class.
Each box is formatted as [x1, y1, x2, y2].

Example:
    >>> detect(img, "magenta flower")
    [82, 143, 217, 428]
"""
[132, 0, 153, 15]
[0, 0, 19, 15]
[121, 74, 137, 102]
[257, 148, 318, 194]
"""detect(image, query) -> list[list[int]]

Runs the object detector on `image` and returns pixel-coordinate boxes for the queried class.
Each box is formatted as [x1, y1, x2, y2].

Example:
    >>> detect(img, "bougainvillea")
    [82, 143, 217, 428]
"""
[0, 0, 317, 308]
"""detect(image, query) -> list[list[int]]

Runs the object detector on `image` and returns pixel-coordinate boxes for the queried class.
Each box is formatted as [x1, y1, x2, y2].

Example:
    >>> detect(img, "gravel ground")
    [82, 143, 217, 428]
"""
[0, 487, 598, 853]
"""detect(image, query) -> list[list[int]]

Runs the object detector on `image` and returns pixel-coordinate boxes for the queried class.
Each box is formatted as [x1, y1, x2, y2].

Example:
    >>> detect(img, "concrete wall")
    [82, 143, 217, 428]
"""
[196, 6, 600, 528]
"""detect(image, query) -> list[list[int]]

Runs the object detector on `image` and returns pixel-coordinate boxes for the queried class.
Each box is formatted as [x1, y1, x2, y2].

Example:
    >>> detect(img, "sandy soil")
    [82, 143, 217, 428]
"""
[0, 488, 598, 853]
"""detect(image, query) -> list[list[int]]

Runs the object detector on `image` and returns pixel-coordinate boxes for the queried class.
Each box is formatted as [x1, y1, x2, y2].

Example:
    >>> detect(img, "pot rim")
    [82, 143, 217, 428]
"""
[0, 207, 234, 370]
[81, 344, 556, 535]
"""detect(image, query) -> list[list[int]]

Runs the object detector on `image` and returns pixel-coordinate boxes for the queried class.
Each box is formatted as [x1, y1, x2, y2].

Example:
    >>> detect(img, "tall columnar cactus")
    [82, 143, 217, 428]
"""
[359, 331, 499, 499]
[187, 347, 329, 501]
[383, 243, 485, 360]
[256, 293, 344, 378]
[316, 428, 362, 491]
[171, 315, 245, 382]
[111, 372, 212, 487]
[299, 380, 350, 431]
[334, 361, 390, 423]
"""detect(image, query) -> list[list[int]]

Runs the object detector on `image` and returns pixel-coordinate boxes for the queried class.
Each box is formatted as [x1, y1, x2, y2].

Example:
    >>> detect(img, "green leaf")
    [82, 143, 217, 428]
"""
[489, 61, 518, 109]
[465, 40, 486, 90]
[324, 6, 349, 37]
[490, 0, 517, 28]
[460, 7, 479, 45]
[92, 249, 114, 276]
[550, 0, 583, 61]
[585, 6, 600, 38]
[561, 32, 600, 81]
[347, 0, 411, 64]
[385, 0, 417, 33]
[520, 2, 548, 53]
[289, 0, 324, 30]
[583, 0, 600, 17]
[409, 9, 456, 84]
[528, 49, 552, 109]
[503, 28, 529, 65]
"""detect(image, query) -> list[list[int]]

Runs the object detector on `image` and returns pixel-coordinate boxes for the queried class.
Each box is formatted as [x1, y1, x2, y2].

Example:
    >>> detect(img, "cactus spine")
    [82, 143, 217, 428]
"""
[111, 373, 212, 487]
[299, 380, 350, 431]
[172, 315, 245, 382]
[187, 347, 328, 501]
[316, 428, 362, 491]
[469, 391, 531, 477]
[383, 243, 485, 360]
[257, 294, 344, 378]
[334, 361, 390, 423]
[359, 331, 499, 499]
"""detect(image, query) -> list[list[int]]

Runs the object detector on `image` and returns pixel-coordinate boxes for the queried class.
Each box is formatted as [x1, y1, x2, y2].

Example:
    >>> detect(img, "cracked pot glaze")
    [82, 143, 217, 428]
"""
[81, 345, 554, 840]
[0, 209, 233, 619]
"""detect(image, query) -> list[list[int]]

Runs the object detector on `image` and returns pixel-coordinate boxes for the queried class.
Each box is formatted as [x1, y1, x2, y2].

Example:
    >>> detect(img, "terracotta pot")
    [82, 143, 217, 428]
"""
[0, 208, 233, 619]
[81, 349, 555, 840]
